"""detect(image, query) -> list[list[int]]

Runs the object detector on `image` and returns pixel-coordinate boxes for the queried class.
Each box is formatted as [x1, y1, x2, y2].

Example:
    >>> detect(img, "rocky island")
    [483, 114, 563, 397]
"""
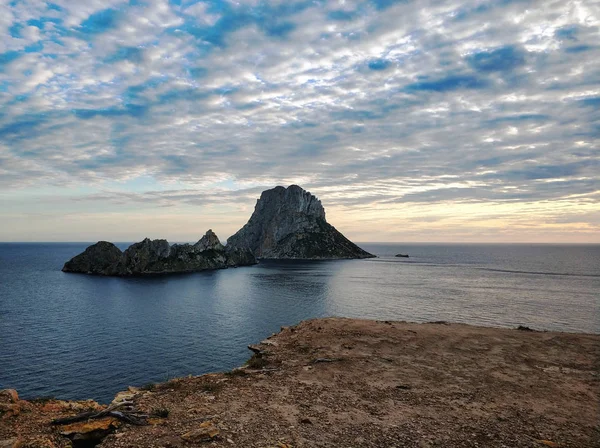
[63, 185, 374, 275]
[1, 318, 598, 447]
[227, 185, 374, 259]
[62, 230, 256, 276]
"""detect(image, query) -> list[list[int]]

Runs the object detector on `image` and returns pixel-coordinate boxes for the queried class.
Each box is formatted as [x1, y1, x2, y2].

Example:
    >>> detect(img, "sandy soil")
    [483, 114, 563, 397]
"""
[1, 318, 599, 447]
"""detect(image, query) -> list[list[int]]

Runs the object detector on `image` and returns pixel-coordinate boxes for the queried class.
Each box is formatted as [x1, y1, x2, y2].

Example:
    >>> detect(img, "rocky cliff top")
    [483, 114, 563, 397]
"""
[255, 185, 326, 220]
[2, 318, 598, 448]
[227, 185, 374, 259]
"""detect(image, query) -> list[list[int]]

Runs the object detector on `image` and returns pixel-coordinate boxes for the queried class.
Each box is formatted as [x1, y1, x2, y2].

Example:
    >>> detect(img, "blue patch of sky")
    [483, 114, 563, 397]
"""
[286, 121, 320, 129]
[368, 59, 391, 71]
[555, 25, 579, 41]
[7, 94, 30, 106]
[404, 74, 489, 93]
[188, 67, 207, 78]
[483, 114, 550, 127]
[0, 116, 47, 142]
[25, 42, 44, 53]
[9, 23, 23, 38]
[327, 10, 358, 21]
[79, 8, 121, 34]
[263, 21, 296, 38]
[73, 104, 149, 120]
[28, 16, 63, 28]
[47, 3, 63, 12]
[453, 0, 533, 23]
[157, 87, 211, 103]
[331, 110, 382, 121]
[564, 45, 594, 54]
[578, 97, 600, 107]
[110, 133, 131, 151]
[0, 51, 22, 71]
[493, 161, 595, 181]
[452, 3, 493, 22]
[26, 19, 45, 28]
[162, 154, 190, 174]
[105, 46, 145, 63]
[123, 78, 168, 103]
[175, 0, 319, 47]
[371, 0, 408, 11]
[467, 46, 526, 72]
[236, 102, 261, 111]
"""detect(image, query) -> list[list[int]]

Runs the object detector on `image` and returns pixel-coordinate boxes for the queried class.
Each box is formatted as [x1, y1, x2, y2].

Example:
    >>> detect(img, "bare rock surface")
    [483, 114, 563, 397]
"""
[227, 185, 374, 259]
[193, 229, 224, 252]
[61, 241, 124, 276]
[62, 230, 256, 276]
[2, 318, 599, 447]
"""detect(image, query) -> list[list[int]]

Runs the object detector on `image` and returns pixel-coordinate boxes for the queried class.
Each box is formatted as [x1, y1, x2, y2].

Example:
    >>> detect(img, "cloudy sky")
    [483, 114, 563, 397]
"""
[0, 0, 598, 243]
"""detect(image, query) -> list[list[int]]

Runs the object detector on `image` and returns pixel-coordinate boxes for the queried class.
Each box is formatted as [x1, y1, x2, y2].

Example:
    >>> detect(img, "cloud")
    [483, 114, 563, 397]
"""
[0, 0, 598, 242]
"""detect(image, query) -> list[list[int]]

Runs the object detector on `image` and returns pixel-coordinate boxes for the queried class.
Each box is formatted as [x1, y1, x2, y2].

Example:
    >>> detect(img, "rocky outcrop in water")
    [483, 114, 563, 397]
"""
[62, 230, 256, 276]
[61, 241, 125, 276]
[227, 185, 374, 259]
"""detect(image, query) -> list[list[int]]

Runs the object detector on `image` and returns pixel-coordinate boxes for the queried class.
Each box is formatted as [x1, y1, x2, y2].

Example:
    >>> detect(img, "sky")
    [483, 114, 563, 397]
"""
[0, 0, 598, 243]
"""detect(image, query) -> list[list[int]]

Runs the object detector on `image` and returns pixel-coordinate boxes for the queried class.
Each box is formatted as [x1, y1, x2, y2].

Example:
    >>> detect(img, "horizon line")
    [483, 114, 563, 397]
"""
[1, 241, 599, 245]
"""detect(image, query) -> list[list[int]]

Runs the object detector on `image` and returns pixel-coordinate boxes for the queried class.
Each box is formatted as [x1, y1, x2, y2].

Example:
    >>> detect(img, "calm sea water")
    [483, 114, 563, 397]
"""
[1, 243, 598, 403]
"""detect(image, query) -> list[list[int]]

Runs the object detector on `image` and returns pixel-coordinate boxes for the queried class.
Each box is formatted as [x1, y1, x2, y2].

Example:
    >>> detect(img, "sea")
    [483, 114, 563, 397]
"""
[0, 242, 598, 403]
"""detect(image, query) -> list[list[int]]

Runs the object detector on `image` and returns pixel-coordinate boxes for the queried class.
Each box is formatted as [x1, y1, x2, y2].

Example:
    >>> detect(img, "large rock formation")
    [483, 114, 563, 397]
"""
[227, 185, 374, 259]
[63, 230, 256, 276]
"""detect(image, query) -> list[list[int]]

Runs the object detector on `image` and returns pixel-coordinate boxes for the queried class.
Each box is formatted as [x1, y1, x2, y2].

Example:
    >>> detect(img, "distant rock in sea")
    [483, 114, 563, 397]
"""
[227, 185, 375, 259]
[62, 230, 256, 276]
[63, 186, 373, 274]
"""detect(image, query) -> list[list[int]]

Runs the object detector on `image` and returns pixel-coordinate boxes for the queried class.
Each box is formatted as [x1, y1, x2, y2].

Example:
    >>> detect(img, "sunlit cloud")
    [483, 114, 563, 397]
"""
[0, 0, 598, 242]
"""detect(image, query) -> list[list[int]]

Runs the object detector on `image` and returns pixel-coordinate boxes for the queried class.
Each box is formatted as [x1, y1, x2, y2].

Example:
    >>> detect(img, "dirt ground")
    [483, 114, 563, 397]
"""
[2, 318, 599, 447]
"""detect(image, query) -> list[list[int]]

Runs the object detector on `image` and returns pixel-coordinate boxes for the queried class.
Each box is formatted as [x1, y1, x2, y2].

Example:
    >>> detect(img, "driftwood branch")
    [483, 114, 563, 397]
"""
[247, 345, 267, 357]
[50, 412, 96, 425]
[106, 411, 147, 426]
[51, 401, 147, 426]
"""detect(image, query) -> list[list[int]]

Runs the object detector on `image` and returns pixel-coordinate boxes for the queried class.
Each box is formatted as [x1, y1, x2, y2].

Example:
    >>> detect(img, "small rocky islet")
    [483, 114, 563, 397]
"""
[62, 185, 375, 276]
[62, 230, 256, 276]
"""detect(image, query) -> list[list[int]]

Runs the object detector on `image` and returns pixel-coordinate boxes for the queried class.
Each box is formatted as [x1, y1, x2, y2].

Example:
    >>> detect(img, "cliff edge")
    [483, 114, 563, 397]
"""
[1, 318, 598, 447]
